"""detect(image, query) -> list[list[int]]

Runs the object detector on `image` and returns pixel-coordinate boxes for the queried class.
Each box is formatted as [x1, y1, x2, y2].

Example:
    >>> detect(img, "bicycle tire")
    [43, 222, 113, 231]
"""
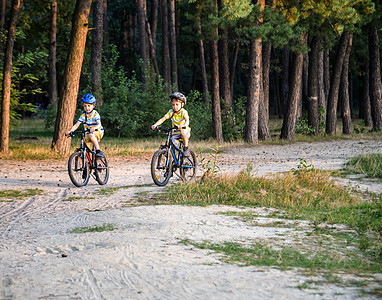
[151, 149, 172, 186]
[95, 154, 109, 185]
[68, 151, 90, 187]
[180, 150, 197, 182]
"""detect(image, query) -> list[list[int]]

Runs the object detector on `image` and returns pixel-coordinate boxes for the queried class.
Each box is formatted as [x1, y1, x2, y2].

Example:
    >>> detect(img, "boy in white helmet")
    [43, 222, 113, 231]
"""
[151, 92, 191, 156]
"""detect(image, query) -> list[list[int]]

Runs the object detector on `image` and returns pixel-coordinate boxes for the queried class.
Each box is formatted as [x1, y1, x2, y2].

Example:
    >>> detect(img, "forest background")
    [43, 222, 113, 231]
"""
[0, 0, 381, 155]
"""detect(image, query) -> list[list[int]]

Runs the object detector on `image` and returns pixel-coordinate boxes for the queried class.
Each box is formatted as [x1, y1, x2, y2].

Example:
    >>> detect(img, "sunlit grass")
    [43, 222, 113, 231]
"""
[0, 188, 44, 202]
[69, 223, 117, 233]
[343, 153, 382, 179]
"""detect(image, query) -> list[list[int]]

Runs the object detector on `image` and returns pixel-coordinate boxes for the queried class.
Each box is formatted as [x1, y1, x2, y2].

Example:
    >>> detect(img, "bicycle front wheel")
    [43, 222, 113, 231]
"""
[180, 150, 197, 182]
[151, 149, 172, 186]
[95, 154, 109, 185]
[68, 151, 90, 187]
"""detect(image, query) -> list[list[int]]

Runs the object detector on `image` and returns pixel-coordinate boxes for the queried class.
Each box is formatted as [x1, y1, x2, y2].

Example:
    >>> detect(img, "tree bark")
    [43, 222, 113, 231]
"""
[48, 0, 58, 108]
[368, 25, 382, 130]
[90, 0, 103, 104]
[280, 32, 307, 140]
[0, 0, 22, 154]
[138, 0, 149, 76]
[146, 17, 159, 76]
[245, 39, 262, 143]
[324, 49, 330, 106]
[318, 48, 326, 121]
[161, 0, 171, 88]
[360, 62, 373, 126]
[230, 40, 239, 100]
[211, 39, 223, 142]
[51, 0, 92, 155]
[281, 47, 290, 115]
[0, 0, 6, 29]
[219, 26, 231, 109]
[169, 0, 178, 90]
[326, 31, 351, 135]
[150, 0, 158, 47]
[259, 41, 271, 140]
[341, 32, 353, 135]
[307, 36, 321, 135]
[196, 17, 209, 104]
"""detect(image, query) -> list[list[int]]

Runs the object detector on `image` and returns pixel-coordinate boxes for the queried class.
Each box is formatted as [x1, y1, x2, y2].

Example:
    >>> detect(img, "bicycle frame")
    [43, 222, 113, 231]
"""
[75, 131, 97, 169]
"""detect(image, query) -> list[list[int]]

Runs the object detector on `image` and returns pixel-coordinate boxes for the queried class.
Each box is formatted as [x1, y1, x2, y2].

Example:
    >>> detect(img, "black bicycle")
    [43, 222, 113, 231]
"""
[66, 130, 109, 187]
[151, 126, 197, 186]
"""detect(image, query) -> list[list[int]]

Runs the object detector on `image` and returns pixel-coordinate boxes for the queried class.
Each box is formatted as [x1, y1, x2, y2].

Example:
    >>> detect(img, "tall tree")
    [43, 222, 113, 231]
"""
[368, 25, 382, 130]
[0, 0, 23, 154]
[51, 0, 92, 155]
[161, 0, 171, 88]
[48, 0, 58, 108]
[219, 26, 231, 108]
[169, 0, 178, 90]
[210, 0, 223, 142]
[280, 32, 307, 140]
[90, 0, 103, 104]
[307, 36, 321, 135]
[137, 0, 149, 75]
[341, 32, 353, 135]
[326, 31, 351, 135]
[196, 16, 209, 104]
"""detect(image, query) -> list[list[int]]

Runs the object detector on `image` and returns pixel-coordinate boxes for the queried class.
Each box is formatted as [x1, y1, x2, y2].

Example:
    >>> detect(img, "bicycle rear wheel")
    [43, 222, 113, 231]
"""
[180, 150, 197, 182]
[95, 154, 109, 185]
[151, 149, 172, 186]
[68, 151, 90, 187]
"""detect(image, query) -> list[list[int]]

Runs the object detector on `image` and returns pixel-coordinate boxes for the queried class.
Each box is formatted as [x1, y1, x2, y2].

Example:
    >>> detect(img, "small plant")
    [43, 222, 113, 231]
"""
[292, 159, 315, 174]
[199, 144, 221, 179]
[70, 223, 117, 234]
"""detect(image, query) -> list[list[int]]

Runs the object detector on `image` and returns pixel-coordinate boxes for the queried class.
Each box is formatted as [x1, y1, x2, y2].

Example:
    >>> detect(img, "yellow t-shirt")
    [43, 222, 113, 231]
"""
[164, 108, 190, 133]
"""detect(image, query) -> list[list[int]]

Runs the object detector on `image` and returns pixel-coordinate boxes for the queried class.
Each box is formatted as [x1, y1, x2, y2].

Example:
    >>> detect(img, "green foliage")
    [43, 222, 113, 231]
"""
[199, 144, 221, 179]
[221, 96, 246, 141]
[344, 153, 382, 179]
[0, 188, 44, 202]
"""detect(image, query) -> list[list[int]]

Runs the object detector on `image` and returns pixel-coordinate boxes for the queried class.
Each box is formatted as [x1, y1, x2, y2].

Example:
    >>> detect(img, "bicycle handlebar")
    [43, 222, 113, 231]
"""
[66, 129, 98, 137]
[153, 125, 187, 133]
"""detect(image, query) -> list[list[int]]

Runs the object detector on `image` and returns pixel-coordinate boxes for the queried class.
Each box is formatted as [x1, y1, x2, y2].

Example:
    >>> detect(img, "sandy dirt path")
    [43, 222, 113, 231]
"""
[0, 139, 381, 299]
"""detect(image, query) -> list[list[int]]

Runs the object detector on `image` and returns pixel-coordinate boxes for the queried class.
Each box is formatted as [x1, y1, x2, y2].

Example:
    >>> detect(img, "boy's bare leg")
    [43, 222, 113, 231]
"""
[88, 134, 100, 151]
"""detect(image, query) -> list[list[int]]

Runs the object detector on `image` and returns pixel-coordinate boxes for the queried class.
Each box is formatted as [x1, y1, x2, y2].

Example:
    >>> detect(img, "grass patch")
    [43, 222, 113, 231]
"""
[342, 153, 382, 179]
[160, 168, 382, 263]
[95, 183, 153, 196]
[69, 223, 117, 233]
[0, 188, 44, 201]
[180, 239, 381, 272]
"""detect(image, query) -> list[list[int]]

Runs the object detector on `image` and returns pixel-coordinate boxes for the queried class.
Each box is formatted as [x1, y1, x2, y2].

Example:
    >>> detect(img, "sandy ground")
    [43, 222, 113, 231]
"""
[0, 139, 382, 299]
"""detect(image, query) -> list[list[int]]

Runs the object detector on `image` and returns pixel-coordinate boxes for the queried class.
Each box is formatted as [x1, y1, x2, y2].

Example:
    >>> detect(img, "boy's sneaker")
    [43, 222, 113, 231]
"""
[183, 148, 190, 157]
[96, 150, 104, 158]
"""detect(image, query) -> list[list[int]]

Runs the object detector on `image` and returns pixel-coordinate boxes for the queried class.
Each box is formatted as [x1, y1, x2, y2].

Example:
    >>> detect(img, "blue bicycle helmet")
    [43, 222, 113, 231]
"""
[81, 94, 96, 104]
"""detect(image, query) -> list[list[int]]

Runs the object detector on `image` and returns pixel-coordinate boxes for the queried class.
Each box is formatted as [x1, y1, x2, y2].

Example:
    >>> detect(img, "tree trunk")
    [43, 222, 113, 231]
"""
[230, 40, 239, 100]
[341, 32, 353, 135]
[51, 0, 92, 155]
[219, 26, 231, 109]
[169, 0, 178, 90]
[324, 49, 330, 106]
[280, 32, 307, 140]
[245, 39, 262, 143]
[259, 41, 271, 140]
[0, 0, 22, 154]
[307, 36, 321, 135]
[196, 17, 209, 104]
[161, 0, 171, 88]
[211, 39, 223, 142]
[281, 46, 290, 115]
[102, 0, 108, 47]
[361, 62, 373, 126]
[48, 0, 58, 108]
[146, 17, 159, 76]
[326, 31, 350, 134]
[150, 0, 158, 47]
[368, 25, 382, 130]
[138, 0, 149, 76]
[318, 48, 326, 121]
[0, 0, 6, 29]
[90, 0, 103, 104]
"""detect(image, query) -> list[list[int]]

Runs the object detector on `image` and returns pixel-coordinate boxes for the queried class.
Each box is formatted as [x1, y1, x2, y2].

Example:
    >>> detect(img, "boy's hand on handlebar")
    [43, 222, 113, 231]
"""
[151, 125, 158, 131]
[65, 131, 73, 137]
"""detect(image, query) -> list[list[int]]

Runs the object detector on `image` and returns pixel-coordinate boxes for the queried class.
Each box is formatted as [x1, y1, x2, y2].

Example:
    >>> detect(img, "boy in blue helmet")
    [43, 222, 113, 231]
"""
[151, 92, 191, 156]
[66, 94, 104, 158]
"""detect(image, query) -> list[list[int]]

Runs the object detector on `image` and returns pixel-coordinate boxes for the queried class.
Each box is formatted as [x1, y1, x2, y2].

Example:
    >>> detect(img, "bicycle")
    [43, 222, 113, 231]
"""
[151, 126, 197, 186]
[66, 130, 109, 187]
